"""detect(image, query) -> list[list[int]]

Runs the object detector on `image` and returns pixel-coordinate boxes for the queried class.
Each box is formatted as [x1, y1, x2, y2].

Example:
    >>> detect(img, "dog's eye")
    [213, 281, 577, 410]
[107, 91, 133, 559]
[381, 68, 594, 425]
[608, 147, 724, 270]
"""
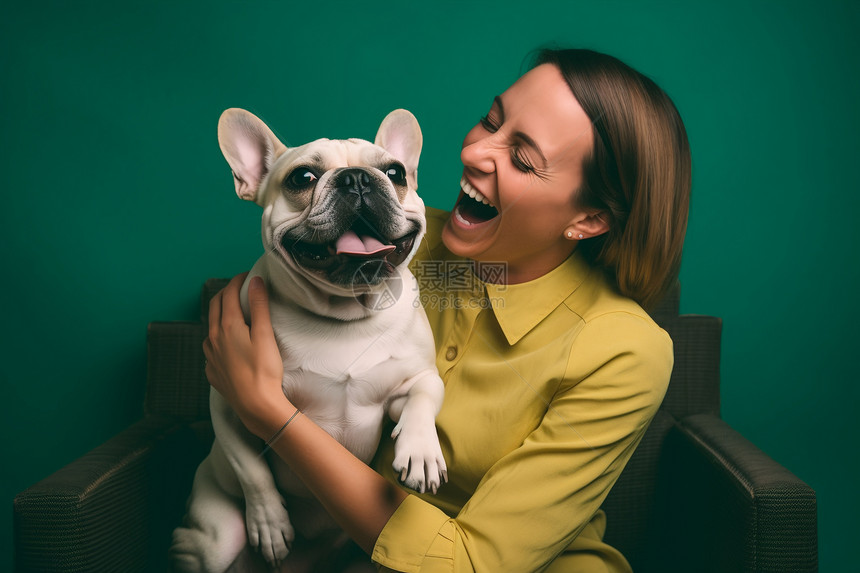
[285, 168, 318, 190]
[385, 163, 406, 186]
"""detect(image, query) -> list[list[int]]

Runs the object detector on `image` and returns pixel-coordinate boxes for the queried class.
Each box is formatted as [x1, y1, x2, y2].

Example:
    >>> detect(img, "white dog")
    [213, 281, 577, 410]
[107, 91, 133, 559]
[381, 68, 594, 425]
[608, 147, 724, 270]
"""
[170, 109, 447, 572]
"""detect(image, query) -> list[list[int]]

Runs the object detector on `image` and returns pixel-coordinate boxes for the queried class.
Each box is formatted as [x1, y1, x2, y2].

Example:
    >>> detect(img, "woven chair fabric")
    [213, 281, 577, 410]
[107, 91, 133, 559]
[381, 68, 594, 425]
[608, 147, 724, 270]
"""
[13, 417, 207, 572]
[145, 321, 209, 422]
[674, 413, 818, 572]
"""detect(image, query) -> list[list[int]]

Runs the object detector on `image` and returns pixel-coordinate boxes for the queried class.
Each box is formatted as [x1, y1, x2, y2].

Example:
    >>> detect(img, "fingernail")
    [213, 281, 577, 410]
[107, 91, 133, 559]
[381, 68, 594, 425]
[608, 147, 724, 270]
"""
[250, 276, 264, 291]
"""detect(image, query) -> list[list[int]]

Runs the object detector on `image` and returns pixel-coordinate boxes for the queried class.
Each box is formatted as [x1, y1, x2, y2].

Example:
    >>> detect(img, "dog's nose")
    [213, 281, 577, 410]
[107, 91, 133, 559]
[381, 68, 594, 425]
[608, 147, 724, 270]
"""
[338, 169, 373, 197]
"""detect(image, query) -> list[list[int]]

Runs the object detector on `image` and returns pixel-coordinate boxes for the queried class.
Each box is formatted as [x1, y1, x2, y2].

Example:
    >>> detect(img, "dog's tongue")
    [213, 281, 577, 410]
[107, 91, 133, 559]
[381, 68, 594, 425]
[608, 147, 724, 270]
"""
[335, 230, 396, 258]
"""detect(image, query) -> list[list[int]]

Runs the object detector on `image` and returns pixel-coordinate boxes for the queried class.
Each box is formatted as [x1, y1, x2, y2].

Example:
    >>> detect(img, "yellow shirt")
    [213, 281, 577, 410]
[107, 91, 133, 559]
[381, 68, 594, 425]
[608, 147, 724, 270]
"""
[371, 208, 673, 572]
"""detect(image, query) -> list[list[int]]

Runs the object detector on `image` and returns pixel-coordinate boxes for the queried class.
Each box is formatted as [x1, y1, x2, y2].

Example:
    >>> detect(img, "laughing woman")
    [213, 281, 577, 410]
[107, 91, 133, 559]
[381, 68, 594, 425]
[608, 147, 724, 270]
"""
[204, 48, 690, 572]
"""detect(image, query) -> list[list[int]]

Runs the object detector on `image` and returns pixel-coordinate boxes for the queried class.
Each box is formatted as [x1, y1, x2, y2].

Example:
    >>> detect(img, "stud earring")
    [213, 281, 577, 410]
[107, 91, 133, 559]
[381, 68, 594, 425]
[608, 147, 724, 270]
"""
[578, 234, 584, 239]
[566, 231, 573, 238]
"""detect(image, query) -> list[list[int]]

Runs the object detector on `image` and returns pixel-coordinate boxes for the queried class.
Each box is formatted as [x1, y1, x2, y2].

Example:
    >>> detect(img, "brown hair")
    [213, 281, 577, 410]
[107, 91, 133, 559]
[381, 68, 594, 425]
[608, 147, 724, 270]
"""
[535, 48, 691, 310]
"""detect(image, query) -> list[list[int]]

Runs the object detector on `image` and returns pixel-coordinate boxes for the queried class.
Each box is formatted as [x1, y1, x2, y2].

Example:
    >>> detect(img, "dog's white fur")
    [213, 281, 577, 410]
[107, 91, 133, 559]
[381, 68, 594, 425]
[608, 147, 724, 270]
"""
[170, 109, 446, 573]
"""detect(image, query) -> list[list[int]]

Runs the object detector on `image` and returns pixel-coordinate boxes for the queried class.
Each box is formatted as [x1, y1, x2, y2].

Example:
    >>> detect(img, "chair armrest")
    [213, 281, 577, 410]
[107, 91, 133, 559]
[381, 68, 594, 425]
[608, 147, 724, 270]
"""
[656, 413, 817, 572]
[14, 416, 210, 573]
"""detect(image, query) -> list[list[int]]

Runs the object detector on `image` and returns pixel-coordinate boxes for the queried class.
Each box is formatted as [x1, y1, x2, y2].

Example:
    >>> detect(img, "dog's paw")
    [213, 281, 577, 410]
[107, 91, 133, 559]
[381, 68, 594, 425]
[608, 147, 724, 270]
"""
[245, 492, 295, 567]
[391, 416, 448, 494]
[169, 525, 241, 573]
[169, 527, 208, 573]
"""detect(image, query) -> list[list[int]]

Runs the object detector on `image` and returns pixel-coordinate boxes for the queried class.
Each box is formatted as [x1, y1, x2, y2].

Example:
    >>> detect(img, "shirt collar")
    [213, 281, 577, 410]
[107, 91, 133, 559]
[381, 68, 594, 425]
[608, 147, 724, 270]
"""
[482, 251, 591, 345]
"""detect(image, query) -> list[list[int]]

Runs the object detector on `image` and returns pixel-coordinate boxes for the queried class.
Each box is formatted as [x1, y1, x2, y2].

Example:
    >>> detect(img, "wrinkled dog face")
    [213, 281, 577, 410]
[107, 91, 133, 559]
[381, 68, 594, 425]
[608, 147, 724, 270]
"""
[270, 139, 420, 287]
[218, 109, 424, 290]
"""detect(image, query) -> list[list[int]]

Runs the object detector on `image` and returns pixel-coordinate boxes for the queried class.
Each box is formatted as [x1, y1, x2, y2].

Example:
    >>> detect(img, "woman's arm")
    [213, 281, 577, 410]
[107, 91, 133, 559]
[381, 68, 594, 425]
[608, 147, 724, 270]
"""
[203, 273, 408, 554]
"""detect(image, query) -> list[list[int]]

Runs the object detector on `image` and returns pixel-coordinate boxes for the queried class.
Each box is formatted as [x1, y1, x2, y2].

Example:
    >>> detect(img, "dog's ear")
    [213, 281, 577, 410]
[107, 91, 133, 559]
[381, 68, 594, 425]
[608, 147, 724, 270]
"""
[218, 108, 287, 205]
[375, 109, 423, 190]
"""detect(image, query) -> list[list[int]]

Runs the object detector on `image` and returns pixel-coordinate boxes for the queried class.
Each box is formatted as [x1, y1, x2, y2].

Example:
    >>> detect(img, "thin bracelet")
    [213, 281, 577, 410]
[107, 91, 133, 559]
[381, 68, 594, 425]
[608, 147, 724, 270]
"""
[260, 408, 301, 455]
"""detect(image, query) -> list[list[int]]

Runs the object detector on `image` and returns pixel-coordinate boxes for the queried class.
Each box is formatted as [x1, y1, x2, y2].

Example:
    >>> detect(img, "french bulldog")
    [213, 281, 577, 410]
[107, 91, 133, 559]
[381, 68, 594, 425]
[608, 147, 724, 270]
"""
[170, 109, 447, 572]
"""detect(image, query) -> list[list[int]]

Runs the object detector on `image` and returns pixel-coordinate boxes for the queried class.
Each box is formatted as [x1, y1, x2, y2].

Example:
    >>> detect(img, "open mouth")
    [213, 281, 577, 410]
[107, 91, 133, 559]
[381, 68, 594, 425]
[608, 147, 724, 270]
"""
[281, 218, 417, 284]
[453, 178, 499, 225]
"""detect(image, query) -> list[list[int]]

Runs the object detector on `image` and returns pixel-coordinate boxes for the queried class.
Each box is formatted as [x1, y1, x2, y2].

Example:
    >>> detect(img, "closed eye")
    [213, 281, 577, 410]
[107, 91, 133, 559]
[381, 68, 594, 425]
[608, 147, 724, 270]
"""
[479, 96, 548, 178]
[480, 114, 501, 133]
[511, 149, 536, 173]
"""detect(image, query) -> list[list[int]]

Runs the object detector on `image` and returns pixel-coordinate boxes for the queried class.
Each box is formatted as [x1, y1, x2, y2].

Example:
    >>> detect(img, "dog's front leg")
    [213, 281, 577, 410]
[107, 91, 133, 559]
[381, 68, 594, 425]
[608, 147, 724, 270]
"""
[387, 369, 447, 494]
[210, 388, 295, 567]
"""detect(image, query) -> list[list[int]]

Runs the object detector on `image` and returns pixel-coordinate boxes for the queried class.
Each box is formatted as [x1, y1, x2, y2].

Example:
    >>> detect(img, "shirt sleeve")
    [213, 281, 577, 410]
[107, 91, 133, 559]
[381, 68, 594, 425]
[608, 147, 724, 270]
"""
[371, 311, 673, 572]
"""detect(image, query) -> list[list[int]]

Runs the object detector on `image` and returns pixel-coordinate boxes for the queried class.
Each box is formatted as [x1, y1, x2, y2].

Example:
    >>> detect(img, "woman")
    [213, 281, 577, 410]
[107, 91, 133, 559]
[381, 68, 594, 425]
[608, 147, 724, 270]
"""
[204, 48, 691, 572]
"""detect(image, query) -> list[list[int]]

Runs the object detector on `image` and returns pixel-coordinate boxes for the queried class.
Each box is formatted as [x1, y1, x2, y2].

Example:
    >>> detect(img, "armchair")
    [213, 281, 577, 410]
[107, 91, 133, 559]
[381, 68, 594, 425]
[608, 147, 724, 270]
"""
[13, 280, 818, 572]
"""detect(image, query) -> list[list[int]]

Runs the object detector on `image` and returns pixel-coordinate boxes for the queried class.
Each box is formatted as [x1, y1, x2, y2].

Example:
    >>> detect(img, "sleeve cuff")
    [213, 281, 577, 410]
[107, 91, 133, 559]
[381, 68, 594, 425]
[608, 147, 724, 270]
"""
[372, 494, 455, 572]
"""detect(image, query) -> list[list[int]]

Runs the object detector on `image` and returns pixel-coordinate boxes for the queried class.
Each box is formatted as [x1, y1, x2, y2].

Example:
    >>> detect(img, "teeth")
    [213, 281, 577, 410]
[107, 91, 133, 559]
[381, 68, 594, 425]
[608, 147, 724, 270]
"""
[460, 178, 493, 206]
[453, 206, 472, 226]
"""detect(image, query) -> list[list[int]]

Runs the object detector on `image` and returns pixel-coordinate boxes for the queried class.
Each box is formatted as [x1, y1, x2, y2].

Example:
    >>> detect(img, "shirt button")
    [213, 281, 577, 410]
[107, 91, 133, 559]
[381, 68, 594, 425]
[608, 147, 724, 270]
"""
[445, 346, 458, 361]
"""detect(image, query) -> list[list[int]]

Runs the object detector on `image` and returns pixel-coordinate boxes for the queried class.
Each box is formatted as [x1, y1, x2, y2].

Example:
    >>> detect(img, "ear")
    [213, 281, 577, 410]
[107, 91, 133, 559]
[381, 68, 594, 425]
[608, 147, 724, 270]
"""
[374, 109, 423, 189]
[217, 108, 288, 205]
[566, 210, 610, 240]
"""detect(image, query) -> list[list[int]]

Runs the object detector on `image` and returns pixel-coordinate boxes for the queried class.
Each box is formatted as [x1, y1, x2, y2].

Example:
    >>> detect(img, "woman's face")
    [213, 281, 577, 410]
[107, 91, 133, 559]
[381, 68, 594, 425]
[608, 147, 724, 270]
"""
[441, 63, 603, 284]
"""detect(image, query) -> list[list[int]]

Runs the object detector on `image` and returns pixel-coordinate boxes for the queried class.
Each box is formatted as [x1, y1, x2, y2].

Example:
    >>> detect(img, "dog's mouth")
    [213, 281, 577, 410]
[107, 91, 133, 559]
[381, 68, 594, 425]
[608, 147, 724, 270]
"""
[281, 218, 417, 286]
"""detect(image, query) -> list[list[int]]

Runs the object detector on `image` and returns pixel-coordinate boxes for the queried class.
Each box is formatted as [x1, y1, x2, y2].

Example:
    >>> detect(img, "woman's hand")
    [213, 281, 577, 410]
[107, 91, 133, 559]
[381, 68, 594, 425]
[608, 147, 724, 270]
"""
[203, 272, 289, 439]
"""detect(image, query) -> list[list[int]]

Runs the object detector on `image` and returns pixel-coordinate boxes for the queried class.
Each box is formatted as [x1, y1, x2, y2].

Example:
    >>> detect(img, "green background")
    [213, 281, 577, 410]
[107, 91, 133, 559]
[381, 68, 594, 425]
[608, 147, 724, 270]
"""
[2, 0, 857, 570]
